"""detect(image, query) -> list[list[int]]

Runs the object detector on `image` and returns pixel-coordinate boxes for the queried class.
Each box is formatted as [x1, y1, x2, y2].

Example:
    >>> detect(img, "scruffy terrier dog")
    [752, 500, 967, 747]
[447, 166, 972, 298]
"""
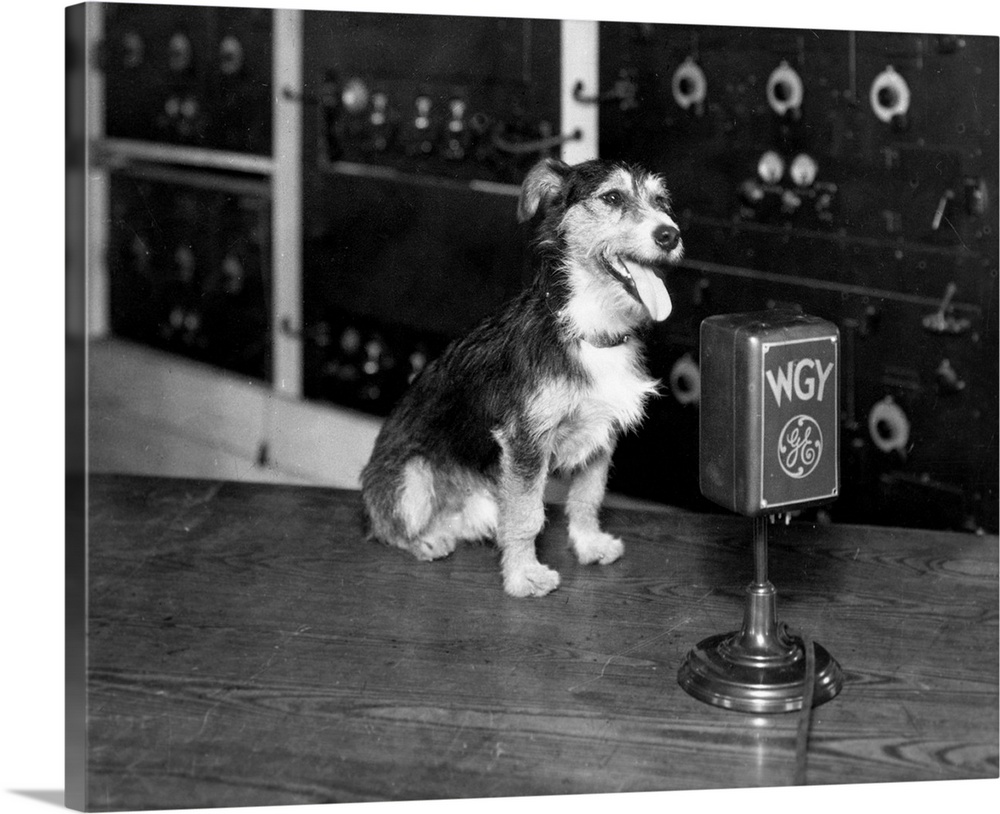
[361, 157, 684, 597]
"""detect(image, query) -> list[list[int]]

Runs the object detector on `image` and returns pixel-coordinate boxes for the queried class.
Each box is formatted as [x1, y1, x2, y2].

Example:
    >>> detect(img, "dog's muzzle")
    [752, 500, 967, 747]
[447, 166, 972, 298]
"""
[601, 255, 674, 322]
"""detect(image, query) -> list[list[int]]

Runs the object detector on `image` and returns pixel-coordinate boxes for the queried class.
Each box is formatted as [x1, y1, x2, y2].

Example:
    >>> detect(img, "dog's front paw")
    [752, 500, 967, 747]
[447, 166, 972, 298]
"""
[570, 530, 625, 565]
[503, 561, 561, 597]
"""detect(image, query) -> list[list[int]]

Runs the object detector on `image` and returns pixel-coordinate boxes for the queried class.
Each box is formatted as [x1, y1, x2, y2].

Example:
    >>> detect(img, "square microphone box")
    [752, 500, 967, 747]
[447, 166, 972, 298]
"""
[699, 311, 840, 517]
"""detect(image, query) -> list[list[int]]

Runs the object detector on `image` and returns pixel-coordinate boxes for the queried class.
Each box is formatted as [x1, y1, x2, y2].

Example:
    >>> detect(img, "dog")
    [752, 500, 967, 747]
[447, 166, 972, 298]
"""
[360, 157, 684, 597]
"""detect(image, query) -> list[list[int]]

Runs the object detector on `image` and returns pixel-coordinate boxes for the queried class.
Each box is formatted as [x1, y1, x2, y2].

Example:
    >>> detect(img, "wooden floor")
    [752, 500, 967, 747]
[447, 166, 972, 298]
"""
[80, 475, 999, 810]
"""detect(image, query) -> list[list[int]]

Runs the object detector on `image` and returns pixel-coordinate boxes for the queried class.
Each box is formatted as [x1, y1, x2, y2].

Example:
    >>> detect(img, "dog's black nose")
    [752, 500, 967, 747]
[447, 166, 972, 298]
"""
[654, 224, 681, 251]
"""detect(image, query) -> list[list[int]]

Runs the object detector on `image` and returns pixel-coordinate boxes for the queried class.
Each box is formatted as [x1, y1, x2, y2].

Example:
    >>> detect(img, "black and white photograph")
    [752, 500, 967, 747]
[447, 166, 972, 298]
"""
[7, 0, 998, 812]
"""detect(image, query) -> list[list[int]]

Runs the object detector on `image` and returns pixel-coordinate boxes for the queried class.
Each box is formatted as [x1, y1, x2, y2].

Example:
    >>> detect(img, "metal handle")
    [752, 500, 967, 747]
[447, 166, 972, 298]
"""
[571, 72, 637, 108]
[491, 128, 583, 155]
[281, 85, 319, 105]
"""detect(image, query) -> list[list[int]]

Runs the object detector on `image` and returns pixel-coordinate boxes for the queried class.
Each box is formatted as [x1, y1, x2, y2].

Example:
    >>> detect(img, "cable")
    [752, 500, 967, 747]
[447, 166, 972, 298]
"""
[792, 629, 817, 785]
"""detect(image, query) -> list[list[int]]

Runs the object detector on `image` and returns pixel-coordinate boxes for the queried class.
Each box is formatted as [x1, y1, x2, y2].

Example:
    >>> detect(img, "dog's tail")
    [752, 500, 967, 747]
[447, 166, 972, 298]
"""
[360, 454, 436, 544]
[362, 453, 499, 560]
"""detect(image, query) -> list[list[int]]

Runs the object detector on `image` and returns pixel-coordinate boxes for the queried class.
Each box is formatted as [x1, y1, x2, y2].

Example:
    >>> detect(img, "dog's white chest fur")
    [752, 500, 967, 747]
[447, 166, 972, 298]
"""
[529, 341, 659, 473]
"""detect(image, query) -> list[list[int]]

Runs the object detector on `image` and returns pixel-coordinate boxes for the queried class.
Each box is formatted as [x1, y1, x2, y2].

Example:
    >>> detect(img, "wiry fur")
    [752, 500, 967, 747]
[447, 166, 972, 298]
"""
[360, 158, 684, 597]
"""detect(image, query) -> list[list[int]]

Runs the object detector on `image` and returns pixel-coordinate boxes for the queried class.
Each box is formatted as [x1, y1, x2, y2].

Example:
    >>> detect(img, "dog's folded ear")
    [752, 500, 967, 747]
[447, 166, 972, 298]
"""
[517, 158, 570, 223]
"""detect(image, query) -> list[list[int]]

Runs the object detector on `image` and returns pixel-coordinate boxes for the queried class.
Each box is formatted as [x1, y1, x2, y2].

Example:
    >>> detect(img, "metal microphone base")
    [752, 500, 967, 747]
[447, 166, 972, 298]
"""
[677, 516, 844, 714]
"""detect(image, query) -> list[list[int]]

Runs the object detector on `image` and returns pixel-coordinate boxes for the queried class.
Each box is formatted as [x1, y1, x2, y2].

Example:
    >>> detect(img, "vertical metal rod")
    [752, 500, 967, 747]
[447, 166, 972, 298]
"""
[752, 515, 769, 587]
[272, 7, 304, 399]
[86, 2, 110, 338]
[560, 19, 599, 164]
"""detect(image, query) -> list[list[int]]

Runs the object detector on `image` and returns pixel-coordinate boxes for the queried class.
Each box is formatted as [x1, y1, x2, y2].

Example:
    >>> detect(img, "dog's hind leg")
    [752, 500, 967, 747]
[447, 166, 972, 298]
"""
[386, 458, 499, 561]
[379, 456, 458, 561]
[495, 434, 560, 597]
[565, 452, 625, 565]
[413, 482, 499, 560]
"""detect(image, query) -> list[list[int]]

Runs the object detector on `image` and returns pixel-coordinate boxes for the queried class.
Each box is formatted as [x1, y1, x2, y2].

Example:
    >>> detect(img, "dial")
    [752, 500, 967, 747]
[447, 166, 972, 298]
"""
[789, 153, 818, 187]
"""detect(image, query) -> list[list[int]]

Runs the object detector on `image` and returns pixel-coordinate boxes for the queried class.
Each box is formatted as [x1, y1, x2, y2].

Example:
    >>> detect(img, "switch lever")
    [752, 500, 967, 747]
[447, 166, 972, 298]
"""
[931, 189, 954, 231]
[922, 282, 971, 335]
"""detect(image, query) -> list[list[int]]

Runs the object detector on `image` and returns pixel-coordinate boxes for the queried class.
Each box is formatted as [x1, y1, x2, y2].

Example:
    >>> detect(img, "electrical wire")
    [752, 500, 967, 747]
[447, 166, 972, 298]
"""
[792, 630, 817, 785]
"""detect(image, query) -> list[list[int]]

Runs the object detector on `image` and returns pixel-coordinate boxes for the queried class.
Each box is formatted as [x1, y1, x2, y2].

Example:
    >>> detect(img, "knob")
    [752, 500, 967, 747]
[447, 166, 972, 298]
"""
[441, 97, 472, 160]
[179, 96, 199, 121]
[868, 396, 910, 455]
[219, 35, 244, 75]
[122, 31, 144, 69]
[692, 277, 710, 307]
[408, 349, 428, 383]
[789, 153, 818, 187]
[935, 359, 966, 394]
[858, 305, 881, 337]
[766, 61, 803, 117]
[221, 254, 244, 295]
[870, 66, 911, 124]
[363, 337, 385, 375]
[341, 77, 369, 114]
[414, 96, 432, 130]
[168, 306, 185, 331]
[669, 354, 701, 406]
[780, 189, 802, 215]
[447, 98, 467, 130]
[370, 93, 389, 126]
[174, 245, 196, 284]
[671, 57, 707, 114]
[964, 177, 988, 217]
[167, 32, 193, 73]
[739, 178, 765, 204]
[129, 234, 151, 274]
[339, 326, 362, 355]
[757, 150, 785, 184]
[407, 95, 436, 156]
[362, 92, 395, 154]
[312, 322, 331, 348]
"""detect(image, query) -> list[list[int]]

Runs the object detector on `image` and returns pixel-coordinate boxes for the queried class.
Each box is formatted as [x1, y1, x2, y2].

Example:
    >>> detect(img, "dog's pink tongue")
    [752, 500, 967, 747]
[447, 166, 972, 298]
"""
[623, 260, 672, 321]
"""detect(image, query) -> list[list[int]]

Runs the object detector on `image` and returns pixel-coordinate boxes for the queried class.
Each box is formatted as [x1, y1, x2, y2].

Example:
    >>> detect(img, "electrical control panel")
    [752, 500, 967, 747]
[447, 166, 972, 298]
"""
[305, 11, 562, 184]
[94, 6, 997, 532]
[101, 4, 275, 381]
[597, 23, 998, 531]
[102, 2, 273, 154]
[107, 166, 272, 381]
[299, 11, 563, 413]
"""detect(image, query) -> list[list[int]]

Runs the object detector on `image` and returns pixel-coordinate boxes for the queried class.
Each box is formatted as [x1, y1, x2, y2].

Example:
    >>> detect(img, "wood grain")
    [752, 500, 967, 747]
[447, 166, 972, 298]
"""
[82, 475, 999, 809]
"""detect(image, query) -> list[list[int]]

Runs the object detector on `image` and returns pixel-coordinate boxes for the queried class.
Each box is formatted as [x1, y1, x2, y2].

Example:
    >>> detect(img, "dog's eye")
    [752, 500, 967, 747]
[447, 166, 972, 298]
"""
[653, 195, 670, 212]
[600, 190, 624, 207]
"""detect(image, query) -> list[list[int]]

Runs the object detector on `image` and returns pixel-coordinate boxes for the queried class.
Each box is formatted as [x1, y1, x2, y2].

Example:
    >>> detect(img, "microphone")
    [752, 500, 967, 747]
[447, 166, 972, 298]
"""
[678, 310, 844, 714]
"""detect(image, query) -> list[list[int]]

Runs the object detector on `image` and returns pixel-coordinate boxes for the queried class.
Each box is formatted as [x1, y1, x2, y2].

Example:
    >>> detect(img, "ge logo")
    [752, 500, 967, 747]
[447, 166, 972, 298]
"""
[778, 415, 823, 479]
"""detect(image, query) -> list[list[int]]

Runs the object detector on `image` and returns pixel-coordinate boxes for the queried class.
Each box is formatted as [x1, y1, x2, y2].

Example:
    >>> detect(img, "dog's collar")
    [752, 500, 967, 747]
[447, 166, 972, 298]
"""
[582, 332, 631, 349]
[545, 288, 632, 349]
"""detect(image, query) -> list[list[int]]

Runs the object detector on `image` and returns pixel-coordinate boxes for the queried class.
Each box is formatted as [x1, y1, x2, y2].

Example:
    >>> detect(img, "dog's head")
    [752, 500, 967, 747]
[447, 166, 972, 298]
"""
[518, 158, 683, 329]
